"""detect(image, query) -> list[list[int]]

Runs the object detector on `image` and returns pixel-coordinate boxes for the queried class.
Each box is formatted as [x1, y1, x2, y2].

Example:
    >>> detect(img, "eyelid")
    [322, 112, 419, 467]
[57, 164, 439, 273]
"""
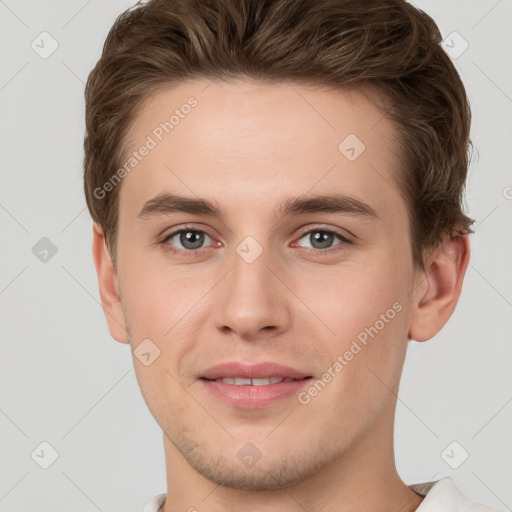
[293, 224, 353, 244]
[160, 223, 215, 241]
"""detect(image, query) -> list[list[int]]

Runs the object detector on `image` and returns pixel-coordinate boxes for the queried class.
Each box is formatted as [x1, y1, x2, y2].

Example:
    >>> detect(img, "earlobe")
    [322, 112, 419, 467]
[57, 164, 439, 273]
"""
[91, 223, 129, 343]
[409, 234, 470, 342]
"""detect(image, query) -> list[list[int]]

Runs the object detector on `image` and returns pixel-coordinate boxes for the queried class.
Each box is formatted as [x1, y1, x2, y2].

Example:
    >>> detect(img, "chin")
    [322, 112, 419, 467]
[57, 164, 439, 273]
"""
[179, 437, 333, 491]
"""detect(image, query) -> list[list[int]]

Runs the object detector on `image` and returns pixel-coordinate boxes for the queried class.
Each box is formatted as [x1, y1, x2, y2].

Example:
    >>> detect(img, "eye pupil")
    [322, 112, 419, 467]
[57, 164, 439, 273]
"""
[311, 231, 334, 249]
[181, 230, 204, 249]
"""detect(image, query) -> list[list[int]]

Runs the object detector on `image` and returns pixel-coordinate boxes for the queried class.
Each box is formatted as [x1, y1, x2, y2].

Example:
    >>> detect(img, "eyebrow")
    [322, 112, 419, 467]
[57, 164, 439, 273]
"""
[136, 192, 379, 221]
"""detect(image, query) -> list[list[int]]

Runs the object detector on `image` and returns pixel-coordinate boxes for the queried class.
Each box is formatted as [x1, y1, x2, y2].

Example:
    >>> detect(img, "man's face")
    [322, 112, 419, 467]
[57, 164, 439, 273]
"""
[113, 79, 421, 489]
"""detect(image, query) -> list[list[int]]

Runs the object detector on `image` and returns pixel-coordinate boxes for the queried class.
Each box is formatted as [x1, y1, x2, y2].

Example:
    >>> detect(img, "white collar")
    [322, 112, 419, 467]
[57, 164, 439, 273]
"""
[410, 477, 499, 511]
[141, 476, 499, 511]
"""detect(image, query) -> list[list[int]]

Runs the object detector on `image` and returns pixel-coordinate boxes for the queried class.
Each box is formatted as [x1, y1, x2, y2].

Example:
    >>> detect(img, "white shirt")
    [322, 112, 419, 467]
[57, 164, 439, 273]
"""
[140, 477, 501, 512]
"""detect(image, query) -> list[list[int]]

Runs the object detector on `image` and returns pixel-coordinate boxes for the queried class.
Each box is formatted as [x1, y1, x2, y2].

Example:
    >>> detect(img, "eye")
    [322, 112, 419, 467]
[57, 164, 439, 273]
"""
[294, 228, 349, 251]
[162, 228, 214, 254]
[160, 226, 351, 257]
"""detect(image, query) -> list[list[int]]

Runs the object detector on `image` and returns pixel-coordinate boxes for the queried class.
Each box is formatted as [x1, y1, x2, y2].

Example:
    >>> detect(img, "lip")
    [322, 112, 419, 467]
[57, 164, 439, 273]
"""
[200, 361, 311, 380]
[199, 362, 313, 409]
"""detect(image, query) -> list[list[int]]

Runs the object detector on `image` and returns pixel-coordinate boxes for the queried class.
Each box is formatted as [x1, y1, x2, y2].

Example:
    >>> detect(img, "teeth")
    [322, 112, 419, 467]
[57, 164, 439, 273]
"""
[234, 378, 252, 385]
[250, 378, 272, 386]
[215, 377, 297, 385]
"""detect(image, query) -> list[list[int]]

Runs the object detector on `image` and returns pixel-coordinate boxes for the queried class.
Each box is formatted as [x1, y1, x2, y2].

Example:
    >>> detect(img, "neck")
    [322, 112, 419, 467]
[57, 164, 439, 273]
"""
[161, 400, 424, 512]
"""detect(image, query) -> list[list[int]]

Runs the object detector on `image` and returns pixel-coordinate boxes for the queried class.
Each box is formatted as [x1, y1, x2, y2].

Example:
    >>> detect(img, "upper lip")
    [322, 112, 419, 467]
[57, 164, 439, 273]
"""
[200, 362, 312, 380]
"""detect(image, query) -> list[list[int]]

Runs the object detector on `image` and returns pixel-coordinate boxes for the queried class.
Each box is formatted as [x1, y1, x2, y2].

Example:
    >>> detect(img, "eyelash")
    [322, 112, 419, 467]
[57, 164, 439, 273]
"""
[159, 225, 352, 257]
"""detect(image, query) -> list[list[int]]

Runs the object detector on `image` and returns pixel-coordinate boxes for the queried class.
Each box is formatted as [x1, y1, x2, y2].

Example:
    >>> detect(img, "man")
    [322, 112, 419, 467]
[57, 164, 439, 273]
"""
[83, 0, 499, 510]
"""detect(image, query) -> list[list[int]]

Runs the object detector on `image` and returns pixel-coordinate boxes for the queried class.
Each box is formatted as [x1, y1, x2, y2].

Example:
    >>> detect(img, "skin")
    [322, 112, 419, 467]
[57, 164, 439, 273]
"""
[92, 78, 470, 512]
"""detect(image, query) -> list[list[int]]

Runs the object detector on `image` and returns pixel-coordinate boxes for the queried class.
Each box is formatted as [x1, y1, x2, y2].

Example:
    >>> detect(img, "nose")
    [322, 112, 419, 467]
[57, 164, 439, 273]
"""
[212, 240, 291, 341]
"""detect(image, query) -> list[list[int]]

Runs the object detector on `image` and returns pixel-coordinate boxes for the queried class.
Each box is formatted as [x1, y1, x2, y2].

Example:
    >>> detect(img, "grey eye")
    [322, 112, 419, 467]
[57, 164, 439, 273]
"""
[298, 230, 343, 250]
[167, 230, 212, 250]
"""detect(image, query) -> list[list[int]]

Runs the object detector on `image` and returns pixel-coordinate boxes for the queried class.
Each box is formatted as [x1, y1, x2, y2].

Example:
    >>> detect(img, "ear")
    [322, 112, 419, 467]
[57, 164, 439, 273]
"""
[91, 223, 129, 343]
[409, 234, 470, 342]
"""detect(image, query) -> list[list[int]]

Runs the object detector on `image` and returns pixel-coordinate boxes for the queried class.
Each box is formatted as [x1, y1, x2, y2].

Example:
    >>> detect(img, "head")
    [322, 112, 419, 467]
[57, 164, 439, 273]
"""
[86, 0, 472, 491]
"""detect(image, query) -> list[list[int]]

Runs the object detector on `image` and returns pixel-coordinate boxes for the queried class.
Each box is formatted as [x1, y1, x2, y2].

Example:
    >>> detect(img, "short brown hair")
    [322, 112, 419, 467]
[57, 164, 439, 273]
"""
[83, 0, 473, 269]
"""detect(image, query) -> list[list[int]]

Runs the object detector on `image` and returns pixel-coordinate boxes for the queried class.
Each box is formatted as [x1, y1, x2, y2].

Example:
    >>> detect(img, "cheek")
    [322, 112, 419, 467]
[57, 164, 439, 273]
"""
[297, 255, 411, 384]
[118, 257, 204, 382]
[298, 260, 403, 333]
[131, 358, 181, 434]
[117, 242, 176, 333]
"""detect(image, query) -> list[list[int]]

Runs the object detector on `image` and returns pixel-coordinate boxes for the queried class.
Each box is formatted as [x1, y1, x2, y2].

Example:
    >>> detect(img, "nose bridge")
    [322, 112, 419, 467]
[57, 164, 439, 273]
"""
[232, 235, 272, 293]
[213, 233, 290, 338]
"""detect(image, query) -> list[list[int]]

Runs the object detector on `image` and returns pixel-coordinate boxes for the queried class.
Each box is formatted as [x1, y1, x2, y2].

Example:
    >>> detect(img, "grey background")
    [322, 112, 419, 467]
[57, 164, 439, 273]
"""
[0, 0, 511, 510]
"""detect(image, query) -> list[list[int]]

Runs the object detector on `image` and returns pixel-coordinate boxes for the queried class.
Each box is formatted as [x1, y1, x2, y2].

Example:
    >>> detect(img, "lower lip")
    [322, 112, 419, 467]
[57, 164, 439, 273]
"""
[199, 378, 313, 409]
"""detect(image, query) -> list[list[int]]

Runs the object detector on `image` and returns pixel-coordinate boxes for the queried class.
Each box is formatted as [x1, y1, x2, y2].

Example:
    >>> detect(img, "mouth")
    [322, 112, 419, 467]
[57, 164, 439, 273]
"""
[198, 361, 314, 409]
[200, 376, 312, 386]
[199, 361, 312, 381]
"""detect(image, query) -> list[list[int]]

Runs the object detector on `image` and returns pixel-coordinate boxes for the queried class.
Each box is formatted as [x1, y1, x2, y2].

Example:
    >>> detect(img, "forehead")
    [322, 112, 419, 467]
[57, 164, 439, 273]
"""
[118, 78, 404, 223]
